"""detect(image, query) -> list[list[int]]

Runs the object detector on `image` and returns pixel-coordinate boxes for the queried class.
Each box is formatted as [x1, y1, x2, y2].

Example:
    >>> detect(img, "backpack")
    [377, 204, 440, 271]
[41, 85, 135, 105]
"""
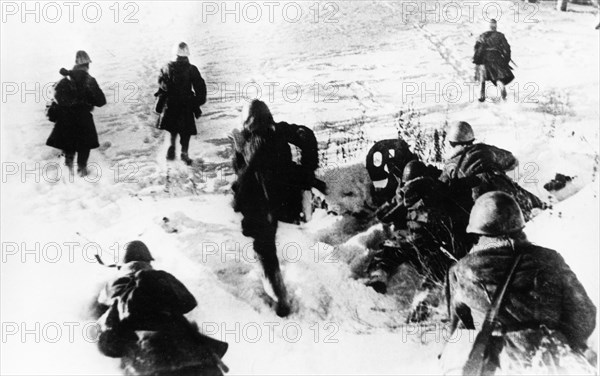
[54, 76, 80, 107]
[117, 269, 197, 323]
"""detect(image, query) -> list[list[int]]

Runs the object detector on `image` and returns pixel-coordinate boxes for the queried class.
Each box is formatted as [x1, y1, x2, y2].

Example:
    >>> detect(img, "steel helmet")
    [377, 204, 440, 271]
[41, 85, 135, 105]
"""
[467, 191, 525, 236]
[121, 240, 154, 264]
[401, 160, 427, 184]
[447, 121, 475, 144]
[75, 50, 91, 65]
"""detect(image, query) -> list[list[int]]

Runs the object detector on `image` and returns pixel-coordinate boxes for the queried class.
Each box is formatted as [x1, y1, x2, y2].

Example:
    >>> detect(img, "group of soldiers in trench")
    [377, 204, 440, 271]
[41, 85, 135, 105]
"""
[43, 19, 596, 376]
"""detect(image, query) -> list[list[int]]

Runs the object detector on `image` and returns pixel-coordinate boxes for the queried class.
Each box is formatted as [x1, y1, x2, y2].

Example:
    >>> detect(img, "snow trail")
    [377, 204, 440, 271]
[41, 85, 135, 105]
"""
[1, 1, 598, 374]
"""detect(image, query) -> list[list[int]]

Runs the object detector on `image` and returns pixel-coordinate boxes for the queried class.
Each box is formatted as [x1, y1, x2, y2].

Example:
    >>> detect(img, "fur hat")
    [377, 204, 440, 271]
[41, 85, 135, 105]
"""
[175, 42, 190, 57]
[241, 99, 274, 132]
[75, 50, 91, 65]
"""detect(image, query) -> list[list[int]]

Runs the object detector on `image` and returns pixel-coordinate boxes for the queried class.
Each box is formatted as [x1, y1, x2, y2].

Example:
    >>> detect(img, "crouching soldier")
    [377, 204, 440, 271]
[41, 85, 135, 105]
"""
[230, 100, 326, 317]
[439, 121, 545, 223]
[366, 161, 467, 297]
[46, 50, 106, 177]
[93, 241, 229, 376]
[442, 192, 596, 375]
[156, 42, 207, 165]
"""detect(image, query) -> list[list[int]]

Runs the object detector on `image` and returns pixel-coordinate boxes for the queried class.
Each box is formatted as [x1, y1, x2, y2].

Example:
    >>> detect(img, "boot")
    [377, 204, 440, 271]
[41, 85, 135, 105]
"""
[366, 269, 389, 294]
[267, 269, 291, 317]
[64, 155, 75, 179]
[181, 152, 193, 166]
[77, 166, 88, 177]
[166, 146, 175, 161]
[66, 163, 75, 177]
[479, 81, 486, 102]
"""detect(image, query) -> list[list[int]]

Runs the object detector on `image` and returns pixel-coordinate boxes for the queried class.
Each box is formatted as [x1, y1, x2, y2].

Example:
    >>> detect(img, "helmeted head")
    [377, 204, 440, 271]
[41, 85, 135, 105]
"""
[401, 160, 427, 185]
[175, 42, 190, 57]
[241, 99, 274, 133]
[490, 19, 498, 31]
[75, 50, 91, 65]
[447, 121, 475, 145]
[121, 240, 154, 264]
[467, 191, 525, 236]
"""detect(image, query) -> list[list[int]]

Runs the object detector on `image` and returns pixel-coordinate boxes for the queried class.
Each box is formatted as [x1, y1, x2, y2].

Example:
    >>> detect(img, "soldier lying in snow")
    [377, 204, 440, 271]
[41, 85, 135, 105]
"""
[442, 192, 596, 375]
[93, 241, 228, 376]
[366, 161, 470, 296]
[439, 121, 546, 224]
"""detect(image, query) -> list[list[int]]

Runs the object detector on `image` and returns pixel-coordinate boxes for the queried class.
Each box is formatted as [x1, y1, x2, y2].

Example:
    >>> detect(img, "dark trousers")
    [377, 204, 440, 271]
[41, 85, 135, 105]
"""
[65, 149, 90, 169]
[169, 132, 191, 154]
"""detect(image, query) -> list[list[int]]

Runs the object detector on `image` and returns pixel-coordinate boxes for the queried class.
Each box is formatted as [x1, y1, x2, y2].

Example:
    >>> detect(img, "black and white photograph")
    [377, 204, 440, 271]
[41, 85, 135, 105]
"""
[1, 0, 599, 374]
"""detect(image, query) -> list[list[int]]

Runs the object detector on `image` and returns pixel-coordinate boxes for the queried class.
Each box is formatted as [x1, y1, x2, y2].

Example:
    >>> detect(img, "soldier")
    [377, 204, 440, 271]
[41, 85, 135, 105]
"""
[156, 42, 207, 165]
[366, 160, 466, 296]
[473, 19, 514, 102]
[439, 121, 544, 222]
[444, 192, 596, 374]
[94, 241, 228, 376]
[46, 50, 106, 177]
[230, 99, 325, 317]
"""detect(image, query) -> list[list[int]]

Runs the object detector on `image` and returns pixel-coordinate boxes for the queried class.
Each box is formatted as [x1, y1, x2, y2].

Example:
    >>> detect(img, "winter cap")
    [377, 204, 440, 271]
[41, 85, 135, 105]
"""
[121, 240, 154, 264]
[467, 191, 525, 236]
[447, 121, 475, 144]
[175, 42, 190, 57]
[75, 50, 91, 65]
[241, 99, 274, 132]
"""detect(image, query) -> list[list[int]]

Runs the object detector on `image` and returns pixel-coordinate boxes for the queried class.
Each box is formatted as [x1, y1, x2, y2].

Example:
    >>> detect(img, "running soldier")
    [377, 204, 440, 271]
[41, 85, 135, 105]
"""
[231, 99, 325, 316]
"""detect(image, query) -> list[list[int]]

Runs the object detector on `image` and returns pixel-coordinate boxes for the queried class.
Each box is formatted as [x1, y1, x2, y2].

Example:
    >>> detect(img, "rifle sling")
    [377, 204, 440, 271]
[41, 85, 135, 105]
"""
[462, 251, 524, 376]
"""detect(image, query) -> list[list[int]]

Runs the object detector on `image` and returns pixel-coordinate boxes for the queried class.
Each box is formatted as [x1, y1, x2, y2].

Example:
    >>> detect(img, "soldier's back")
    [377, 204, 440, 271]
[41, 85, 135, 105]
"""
[449, 241, 595, 348]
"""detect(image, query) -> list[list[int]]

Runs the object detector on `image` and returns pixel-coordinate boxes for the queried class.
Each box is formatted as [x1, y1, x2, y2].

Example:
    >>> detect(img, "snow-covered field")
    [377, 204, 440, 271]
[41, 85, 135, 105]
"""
[1, 1, 599, 374]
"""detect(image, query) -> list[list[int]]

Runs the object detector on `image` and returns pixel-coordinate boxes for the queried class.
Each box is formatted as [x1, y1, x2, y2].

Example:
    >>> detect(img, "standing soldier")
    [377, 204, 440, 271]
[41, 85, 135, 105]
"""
[473, 19, 514, 102]
[156, 42, 207, 165]
[443, 192, 596, 375]
[46, 50, 106, 177]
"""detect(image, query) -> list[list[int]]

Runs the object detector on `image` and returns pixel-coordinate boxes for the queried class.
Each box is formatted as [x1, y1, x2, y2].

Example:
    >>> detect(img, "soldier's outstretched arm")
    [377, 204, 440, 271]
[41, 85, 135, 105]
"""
[488, 145, 518, 172]
[276, 121, 301, 145]
[277, 122, 319, 171]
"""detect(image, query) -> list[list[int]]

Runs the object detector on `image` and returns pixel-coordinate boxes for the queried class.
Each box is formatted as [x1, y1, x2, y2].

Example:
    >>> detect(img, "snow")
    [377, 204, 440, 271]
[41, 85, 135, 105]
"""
[1, 1, 599, 375]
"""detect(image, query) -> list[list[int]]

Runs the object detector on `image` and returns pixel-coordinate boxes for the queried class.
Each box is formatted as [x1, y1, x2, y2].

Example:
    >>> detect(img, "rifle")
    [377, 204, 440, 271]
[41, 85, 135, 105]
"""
[76, 231, 119, 269]
[462, 251, 523, 376]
